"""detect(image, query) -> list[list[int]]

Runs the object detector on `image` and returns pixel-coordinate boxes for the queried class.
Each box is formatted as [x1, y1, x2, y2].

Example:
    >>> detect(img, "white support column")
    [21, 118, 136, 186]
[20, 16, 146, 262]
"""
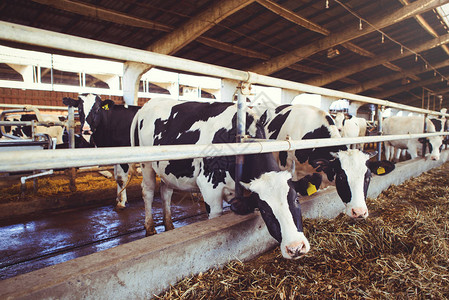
[280, 88, 300, 104]
[123, 62, 152, 105]
[221, 79, 239, 102]
[92, 74, 120, 91]
[7, 63, 34, 84]
[151, 82, 179, 98]
[320, 95, 338, 112]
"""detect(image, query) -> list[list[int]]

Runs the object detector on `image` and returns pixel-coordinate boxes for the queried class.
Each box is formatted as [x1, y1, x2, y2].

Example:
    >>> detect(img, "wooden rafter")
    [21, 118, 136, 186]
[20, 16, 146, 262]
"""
[398, 0, 449, 55]
[305, 33, 449, 87]
[372, 75, 449, 99]
[249, 0, 449, 75]
[343, 59, 449, 94]
[30, 0, 262, 60]
[257, 0, 410, 79]
[147, 0, 256, 54]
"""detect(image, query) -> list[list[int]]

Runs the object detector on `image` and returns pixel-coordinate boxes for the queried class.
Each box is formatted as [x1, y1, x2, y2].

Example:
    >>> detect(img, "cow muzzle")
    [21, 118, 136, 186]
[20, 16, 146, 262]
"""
[430, 154, 440, 161]
[82, 124, 93, 135]
[349, 207, 369, 219]
[283, 239, 310, 259]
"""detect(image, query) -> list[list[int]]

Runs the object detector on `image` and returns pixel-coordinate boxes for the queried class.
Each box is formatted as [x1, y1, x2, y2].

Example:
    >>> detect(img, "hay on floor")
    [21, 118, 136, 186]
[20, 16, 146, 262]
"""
[156, 163, 449, 299]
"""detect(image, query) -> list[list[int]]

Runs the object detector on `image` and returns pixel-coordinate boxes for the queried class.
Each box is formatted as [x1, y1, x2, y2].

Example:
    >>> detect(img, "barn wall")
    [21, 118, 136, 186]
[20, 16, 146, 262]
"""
[0, 88, 150, 113]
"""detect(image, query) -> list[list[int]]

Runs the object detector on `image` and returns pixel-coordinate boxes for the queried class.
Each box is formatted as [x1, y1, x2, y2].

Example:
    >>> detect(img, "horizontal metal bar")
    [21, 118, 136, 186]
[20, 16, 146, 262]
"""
[0, 132, 447, 173]
[0, 121, 66, 127]
[0, 104, 68, 111]
[0, 21, 447, 117]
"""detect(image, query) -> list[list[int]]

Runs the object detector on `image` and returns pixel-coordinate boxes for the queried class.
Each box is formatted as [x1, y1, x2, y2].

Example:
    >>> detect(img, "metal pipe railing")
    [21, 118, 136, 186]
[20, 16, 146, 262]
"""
[0, 104, 68, 111]
[0, 132, 447, 173]
[0, 21, 448, 118]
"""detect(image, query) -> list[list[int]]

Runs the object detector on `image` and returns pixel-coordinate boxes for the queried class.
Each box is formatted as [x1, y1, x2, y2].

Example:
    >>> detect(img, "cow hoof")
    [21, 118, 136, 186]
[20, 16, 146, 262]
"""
[145, 228, 157, 236]
[114, 204, 127, 211]
[164, 224, 175, 231]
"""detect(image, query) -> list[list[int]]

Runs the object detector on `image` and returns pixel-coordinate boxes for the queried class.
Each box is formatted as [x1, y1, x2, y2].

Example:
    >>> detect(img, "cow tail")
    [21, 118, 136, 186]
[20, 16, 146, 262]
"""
[117, 113, 140, 198]
[130, 111, 139, 147]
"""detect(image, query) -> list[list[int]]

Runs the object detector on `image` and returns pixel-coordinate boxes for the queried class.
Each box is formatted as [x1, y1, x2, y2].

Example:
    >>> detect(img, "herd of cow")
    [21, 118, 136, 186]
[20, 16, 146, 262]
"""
[3, 93, 447, 259]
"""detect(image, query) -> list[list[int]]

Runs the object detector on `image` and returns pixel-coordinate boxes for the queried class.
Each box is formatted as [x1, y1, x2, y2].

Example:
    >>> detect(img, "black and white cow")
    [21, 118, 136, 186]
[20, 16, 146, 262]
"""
[63, 93, 140, 209]
[251, 103, 394, 219]
[383, 115, 443, 161]
[1, 113, 65, 146]
[131, 98, 310, 259]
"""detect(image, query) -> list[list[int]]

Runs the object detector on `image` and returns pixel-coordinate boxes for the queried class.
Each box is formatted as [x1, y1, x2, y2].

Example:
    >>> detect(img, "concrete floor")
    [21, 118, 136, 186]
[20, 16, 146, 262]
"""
[0, 196, 207, 280]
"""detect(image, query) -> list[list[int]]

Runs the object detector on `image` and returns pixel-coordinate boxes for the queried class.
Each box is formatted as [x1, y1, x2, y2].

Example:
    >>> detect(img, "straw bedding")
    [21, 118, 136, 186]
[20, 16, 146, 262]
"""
[156, 163, 449, 299]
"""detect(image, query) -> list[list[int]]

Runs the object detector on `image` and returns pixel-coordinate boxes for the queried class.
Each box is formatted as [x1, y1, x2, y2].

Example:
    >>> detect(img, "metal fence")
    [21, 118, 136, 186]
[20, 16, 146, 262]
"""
[0, 21, 448, 173]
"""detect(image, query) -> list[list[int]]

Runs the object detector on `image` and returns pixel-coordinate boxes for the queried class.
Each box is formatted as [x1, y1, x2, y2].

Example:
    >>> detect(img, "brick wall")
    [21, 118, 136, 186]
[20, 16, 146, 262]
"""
[0, 88, 150, 114]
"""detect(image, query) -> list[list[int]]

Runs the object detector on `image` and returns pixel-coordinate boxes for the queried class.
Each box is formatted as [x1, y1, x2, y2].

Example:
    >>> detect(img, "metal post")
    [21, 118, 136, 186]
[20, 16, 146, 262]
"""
[376, 105, 383, 161]
[67, 106, 77, 192]
[235, 83, 246, 199]
[422, 113, 428, 158]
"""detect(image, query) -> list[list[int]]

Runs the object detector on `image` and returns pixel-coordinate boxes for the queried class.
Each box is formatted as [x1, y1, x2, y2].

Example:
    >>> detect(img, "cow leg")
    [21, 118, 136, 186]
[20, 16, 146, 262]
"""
[114, 164, 129, 209]
[197, 179, 223, 219]
[394, 148, 401, 161]
[160, 182, 175, 231]
[384, 143, 390, 161]
[141, 163, 157, 236]
[408, 147, 418, 159]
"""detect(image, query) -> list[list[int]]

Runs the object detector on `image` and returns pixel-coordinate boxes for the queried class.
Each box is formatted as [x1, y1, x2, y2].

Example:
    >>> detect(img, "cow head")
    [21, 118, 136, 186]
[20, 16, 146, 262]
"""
[334, 112, 345, 132]
[63, 93, 114, 135]
[427, 135, 443, 160]
[241, 171, 310, 259]
[311, 150, 393, 219]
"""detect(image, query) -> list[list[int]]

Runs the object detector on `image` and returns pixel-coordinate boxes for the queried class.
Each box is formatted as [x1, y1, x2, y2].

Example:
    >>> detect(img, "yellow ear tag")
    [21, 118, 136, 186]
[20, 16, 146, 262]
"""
[377, 166, 386, 175]
[102, 104, 109, 110]
[307, 182, 317, 196]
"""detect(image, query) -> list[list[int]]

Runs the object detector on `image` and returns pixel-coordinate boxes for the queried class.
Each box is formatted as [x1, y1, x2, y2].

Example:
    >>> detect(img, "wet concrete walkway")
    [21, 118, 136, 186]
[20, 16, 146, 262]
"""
[0, 196, 208, 280]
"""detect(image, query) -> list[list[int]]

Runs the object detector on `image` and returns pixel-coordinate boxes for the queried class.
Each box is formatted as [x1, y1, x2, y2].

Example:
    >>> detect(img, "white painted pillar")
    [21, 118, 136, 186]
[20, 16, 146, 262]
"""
[280, 89, 300, 104]
[7, 63, 34, 84]
[221, 79, 239, 103]
[320, 96, 337, 111]
[92, 74, 120, 91]
[123, 62, 152, 105]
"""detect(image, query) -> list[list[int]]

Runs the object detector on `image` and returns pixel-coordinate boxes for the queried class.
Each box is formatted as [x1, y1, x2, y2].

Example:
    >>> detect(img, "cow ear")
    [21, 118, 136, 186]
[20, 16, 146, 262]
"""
[418, 137, 428, 144]
[367, 160, 395, 175]
[310, 158, 335, 181]
[291, 173, 322, 196]
[62, 97, 80, 107]
[101, 100, 115, 110]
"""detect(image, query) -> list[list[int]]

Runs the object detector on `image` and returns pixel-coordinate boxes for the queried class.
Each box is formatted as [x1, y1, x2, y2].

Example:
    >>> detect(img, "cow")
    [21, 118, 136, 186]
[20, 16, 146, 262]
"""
[251, 103, 394, 219]
[334, 112, 367, 150]
[383, 115, 443, 161]
[1, 112, 65, 148]
[131, 98, 310, 259]
[62, 93, 140, 209]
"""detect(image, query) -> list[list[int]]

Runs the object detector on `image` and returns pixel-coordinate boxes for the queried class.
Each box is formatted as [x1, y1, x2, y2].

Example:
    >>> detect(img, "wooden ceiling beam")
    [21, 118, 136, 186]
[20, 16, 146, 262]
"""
[256, 0, 330, 35]
[341, 42, 419, 80]
[30, 0, 267, 60]
[372, 75, 448, 99]
[249, 0, 449, 75]
[343, 58, 449, 94]
[306, 33, 449, 87]
[147, 0, 256, 55]
[398, 0, 449, 56]
[30, 0, 173, 31]
[257, 0, 410, 78]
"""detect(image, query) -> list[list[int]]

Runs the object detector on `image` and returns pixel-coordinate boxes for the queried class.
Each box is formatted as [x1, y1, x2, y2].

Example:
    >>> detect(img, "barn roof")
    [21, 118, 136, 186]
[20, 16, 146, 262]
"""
[1, 0, 449, 109]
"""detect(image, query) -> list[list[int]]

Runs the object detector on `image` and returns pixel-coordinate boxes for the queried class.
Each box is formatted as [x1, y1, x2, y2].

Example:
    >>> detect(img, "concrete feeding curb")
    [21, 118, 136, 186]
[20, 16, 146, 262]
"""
[1, 149, 448, 299]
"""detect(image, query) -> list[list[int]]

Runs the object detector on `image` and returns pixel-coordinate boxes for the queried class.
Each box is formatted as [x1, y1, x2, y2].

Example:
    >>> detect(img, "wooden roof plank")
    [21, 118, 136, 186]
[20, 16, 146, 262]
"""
[248, 0, 449, 75]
